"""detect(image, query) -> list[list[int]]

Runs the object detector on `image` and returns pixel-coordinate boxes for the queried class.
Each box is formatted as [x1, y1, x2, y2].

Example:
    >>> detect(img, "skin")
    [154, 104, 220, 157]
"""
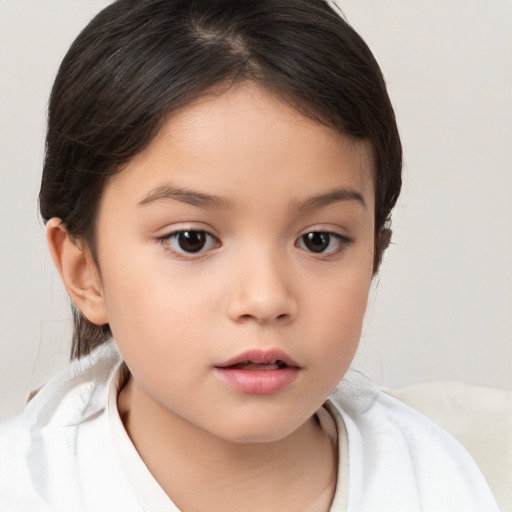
[48, 82, 376, 511]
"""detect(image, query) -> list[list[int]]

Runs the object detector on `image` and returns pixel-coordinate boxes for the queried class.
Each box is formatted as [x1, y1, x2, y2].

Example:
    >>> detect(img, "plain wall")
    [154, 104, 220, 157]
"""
[0, 0, 511, 419]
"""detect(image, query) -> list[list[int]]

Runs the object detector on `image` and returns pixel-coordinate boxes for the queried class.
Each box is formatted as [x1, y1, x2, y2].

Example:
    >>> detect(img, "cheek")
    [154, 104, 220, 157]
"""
[305, 260, 372, 364]
[100, 252, 219, 361]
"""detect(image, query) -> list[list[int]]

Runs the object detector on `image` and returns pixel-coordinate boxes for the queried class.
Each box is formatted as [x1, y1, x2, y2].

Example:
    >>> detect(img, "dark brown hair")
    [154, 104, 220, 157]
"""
[39, 0, 402, 359]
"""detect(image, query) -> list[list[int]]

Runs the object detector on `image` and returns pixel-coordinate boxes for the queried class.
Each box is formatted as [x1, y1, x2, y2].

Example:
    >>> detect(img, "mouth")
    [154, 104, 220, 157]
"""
[214, 349, 300, 395]
[215, 348, 300, 370]
[225, 360, 290, 371]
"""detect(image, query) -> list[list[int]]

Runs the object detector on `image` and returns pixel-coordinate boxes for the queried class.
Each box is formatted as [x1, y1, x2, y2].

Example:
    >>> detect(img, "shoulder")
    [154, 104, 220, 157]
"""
[4, 341, 121, 432]
[327, 372, 500, 512]
[0, 341, 139, 511]
[0, 416, 21, 475]
[385, 381, 512, 512]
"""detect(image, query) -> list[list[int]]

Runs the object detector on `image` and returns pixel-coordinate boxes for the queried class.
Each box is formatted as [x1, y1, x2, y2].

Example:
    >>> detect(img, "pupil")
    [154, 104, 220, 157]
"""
[178, 231, 206, 252]
[304, 232, 329, 252]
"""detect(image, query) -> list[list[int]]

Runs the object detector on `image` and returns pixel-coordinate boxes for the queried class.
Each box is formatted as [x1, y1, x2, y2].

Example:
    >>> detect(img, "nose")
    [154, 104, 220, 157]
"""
[226, 248, 298, 325]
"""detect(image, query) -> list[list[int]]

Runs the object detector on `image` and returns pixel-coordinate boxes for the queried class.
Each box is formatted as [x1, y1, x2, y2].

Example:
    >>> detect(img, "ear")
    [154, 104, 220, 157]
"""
[46, 218, 108, 325]
[373, 227, 392, 275]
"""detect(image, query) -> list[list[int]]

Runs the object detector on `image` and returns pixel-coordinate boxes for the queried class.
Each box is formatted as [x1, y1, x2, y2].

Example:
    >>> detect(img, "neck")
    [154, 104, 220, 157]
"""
[118, 376, 337, 512]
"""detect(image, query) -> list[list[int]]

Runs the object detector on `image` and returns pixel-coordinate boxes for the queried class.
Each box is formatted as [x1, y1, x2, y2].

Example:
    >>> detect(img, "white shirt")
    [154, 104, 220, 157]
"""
[0, 340, 500, 511]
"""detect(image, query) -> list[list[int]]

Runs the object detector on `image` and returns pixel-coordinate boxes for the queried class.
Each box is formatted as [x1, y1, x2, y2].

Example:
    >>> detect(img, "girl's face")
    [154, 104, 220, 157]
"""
[94, 82, 375, 443]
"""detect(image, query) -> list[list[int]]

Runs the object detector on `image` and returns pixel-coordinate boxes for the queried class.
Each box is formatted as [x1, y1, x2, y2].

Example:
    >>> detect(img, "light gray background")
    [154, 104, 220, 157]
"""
[1, 0, 511, 419]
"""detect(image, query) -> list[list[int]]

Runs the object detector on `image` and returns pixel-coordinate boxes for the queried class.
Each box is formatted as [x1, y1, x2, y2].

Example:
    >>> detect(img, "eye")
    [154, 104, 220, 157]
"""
[161, 230, 219, 255]
[296, 231, 351, 255]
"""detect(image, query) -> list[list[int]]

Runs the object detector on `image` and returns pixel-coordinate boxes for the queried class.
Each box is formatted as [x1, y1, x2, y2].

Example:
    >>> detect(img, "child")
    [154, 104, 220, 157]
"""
[0, 0, 500, 510]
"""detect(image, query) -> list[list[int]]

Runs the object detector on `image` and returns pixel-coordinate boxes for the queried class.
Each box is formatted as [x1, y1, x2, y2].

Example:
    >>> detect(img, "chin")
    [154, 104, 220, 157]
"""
[212, 414, 312, 445]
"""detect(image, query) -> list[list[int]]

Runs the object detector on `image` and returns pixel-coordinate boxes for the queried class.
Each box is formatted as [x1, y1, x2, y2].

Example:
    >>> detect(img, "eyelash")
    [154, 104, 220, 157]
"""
[158, 229, 353, 259]
[158, 230, 220, 259]
[295, 231, 353, 256]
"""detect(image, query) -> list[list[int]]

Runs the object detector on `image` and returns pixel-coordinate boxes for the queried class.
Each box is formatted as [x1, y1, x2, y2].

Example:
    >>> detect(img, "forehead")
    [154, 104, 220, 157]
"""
[106, 82, 375, 212]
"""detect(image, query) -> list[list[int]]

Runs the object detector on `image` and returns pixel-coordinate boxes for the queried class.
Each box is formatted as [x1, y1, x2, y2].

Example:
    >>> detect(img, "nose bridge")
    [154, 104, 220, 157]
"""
[227, 239, 297, 324]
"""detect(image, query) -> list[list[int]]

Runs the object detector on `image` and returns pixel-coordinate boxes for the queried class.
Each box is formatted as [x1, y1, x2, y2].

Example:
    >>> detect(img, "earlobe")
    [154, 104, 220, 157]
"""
[46, 218, 108, 325]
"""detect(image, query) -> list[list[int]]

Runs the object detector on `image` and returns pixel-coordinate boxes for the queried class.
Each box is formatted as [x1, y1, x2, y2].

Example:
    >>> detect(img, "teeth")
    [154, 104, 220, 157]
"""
[227, 359, 290, 370]
[243, 360, 278, 365]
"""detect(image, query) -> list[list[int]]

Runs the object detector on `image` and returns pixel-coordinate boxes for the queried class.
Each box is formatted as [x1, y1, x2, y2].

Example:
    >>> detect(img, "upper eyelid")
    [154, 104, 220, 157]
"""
[163, 227, 213, 236]
[159, 228, 219, 244]
[156, 223, 218, 238]
[157, 228, 352, 240]
[296, 231, 353, 244]
[297, 226, 353, 240]
[295, 230, 354, 254]
[158, 229, 220, 259]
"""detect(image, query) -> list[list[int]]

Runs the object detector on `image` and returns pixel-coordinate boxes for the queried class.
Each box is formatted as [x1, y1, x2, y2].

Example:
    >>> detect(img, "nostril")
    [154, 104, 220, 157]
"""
[237, 312, 289, 323]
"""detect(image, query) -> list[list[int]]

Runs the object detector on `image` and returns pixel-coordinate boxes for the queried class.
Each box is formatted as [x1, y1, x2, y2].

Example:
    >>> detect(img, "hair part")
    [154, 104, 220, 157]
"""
[39, 0, 402, 359]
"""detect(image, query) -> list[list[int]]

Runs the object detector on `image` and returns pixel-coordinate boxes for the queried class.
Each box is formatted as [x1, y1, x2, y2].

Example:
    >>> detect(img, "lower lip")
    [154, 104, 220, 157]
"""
[214, 367, 300, 394]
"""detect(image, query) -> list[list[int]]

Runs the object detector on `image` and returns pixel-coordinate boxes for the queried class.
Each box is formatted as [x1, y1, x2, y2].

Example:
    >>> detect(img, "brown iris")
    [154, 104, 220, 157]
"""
[302, 232, 330, 253]
[177, 231, 208, 252]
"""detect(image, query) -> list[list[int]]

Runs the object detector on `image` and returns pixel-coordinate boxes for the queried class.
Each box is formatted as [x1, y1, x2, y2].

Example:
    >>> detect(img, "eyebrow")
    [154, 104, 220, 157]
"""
[137, 183, 365, 211]
[295, 187, 366, 211]
[137, 184, 235, 209]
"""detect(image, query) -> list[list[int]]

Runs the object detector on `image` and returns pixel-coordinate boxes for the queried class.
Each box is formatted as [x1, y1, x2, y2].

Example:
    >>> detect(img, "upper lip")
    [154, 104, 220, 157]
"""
[215, 349, 300, 368]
